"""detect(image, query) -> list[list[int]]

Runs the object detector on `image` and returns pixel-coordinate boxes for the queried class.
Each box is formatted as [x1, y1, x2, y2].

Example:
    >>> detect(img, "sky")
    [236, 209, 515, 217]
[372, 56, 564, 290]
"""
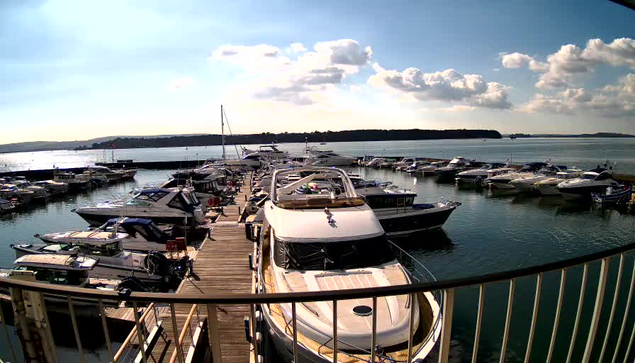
[1, 0, 634, 144]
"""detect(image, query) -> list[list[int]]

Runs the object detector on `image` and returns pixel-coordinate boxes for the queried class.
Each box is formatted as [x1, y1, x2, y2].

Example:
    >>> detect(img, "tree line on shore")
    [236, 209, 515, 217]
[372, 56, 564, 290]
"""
[84, 129, 502, 150]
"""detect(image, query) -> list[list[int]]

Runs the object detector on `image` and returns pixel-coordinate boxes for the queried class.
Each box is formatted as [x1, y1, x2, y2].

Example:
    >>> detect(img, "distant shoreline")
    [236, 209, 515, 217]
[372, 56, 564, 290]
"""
[507, 132, 635, 138]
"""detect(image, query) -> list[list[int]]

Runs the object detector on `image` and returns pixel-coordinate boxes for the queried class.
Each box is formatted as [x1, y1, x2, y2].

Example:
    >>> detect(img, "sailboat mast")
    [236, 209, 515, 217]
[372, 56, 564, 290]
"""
[221, 104, 226, 161]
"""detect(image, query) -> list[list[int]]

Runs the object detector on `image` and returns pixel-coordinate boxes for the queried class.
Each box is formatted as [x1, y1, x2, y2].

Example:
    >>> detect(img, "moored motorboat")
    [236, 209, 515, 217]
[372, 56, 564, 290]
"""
[434, 157, 477, 182]
[417, 161, 446, 176]
[34, 180, 69, 196]
[35, 217, 172, 252]
[73, 188, 206, 227]
[535, 170, 584, 196]
[255, 167, 442, 363]
[0, 198, 16, 214]
[557, 171, 620, 201]
[510, 164, 569, 193]
[486, 162, 548, 193]
[592, 185, 632, 205]
[455, 162, 511, 187]
[357, 186, 460, 236]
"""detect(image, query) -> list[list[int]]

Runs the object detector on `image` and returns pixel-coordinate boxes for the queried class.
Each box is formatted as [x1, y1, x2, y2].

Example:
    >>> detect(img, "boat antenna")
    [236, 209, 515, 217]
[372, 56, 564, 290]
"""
[221, 105, 226, 162]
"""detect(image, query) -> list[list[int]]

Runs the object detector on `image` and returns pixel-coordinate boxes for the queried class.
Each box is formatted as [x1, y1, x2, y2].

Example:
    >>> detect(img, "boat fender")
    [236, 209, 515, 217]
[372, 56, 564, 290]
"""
[248, 254, 254, 270]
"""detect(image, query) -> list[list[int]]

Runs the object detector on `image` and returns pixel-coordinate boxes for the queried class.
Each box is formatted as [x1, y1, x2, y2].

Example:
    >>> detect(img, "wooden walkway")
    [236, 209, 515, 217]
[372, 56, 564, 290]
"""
[148, 184, 255, 363]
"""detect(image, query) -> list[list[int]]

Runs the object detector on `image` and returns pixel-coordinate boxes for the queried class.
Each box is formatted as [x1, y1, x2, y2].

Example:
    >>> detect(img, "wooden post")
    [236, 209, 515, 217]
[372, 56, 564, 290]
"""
[207, 304, 223, 363]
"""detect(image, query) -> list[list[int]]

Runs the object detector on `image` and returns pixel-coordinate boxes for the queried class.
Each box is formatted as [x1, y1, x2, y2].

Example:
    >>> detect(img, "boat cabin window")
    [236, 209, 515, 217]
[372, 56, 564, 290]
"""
[582, 173, 597, 180]
[17, 267, 88, 285]
[167, 193, 194, 211]
[595, 173, 611, 181]
[274, 236, 395, 270]
[135, 191, 169, 202]
[364, 195, 415, 209]
[73, 241, 122, 256]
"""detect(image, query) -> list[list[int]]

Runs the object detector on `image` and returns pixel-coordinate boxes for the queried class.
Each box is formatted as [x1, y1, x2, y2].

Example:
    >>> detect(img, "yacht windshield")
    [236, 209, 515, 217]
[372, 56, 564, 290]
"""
[582, 174, 597, 180]
[274, 236, 395, 270]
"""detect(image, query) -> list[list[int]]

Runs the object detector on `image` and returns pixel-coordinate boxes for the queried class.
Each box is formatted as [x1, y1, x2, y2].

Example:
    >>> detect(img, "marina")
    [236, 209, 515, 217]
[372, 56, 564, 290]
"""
[2, 137, 635, 362]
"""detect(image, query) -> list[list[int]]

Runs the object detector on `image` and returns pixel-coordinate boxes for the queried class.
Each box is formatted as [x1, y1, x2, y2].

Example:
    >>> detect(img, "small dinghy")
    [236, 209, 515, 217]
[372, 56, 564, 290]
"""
[592, 185, 632, 205]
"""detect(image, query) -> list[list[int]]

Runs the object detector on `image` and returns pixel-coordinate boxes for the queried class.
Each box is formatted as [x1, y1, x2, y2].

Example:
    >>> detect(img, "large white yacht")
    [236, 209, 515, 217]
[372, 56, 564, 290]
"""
[535, 170, 584, 196]
[509, 164, 569, 193]
[73, 188, 206, 227]
[455, 162, 512, 187]
[486, 162, 548, 192]
[557, 170, 619, 201]
[256, 167, 441, 363]
[304, 147, 357, 166]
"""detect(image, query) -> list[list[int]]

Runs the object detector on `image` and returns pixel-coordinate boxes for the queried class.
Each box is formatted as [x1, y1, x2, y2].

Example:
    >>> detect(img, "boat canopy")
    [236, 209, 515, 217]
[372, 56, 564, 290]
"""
[14, 255, 97, 270]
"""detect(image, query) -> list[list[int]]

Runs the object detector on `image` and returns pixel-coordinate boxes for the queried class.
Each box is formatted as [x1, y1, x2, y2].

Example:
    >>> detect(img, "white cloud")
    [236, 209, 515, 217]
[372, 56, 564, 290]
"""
[211, 39, 372, 105]
[518, 73, 635, 117]
[501, 52, 548, 71]
[368, 66, 511, 109]
[503, 38, 635, 90]
[289, 42, 306, 53]
[350, 85, 363, 92]
[169, 76, 193, 89]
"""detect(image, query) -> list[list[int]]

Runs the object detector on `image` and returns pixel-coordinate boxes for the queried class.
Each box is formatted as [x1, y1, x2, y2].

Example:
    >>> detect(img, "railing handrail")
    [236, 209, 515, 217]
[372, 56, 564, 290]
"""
[2, 240, 635, 304]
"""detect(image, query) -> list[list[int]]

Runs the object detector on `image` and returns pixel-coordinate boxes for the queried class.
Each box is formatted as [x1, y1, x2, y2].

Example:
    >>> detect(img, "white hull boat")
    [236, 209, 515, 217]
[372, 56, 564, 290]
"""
[255, 167, 442, 363]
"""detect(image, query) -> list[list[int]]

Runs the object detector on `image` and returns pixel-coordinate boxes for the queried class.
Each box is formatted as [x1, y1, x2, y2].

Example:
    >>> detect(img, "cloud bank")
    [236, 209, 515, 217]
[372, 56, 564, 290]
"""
[368, 65, 511, 109]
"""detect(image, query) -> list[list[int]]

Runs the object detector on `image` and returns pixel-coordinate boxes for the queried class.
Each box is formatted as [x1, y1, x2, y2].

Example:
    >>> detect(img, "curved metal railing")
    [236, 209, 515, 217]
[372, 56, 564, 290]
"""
[1, 240, 635, 362]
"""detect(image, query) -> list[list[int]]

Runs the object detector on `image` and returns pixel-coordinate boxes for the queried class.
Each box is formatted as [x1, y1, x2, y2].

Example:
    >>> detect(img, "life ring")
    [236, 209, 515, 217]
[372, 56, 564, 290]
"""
[207, 198, 214, 207]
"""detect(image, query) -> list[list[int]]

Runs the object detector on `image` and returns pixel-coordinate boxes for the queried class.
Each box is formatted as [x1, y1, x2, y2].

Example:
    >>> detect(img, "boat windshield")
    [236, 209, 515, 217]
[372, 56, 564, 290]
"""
[274, 235, 395, 270]
[581, 173, 597, 180]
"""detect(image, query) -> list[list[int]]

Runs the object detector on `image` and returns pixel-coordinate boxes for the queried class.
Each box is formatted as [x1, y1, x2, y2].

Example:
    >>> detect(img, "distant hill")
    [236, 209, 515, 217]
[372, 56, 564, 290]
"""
[508, 132, 635, 138]
[0, 134, 207, 154]
[86, 129, 503, 150]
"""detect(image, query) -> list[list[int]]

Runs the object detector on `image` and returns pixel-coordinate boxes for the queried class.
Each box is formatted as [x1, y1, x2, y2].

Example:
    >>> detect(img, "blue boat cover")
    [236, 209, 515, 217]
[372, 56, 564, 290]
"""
[106, 218, 153, 226]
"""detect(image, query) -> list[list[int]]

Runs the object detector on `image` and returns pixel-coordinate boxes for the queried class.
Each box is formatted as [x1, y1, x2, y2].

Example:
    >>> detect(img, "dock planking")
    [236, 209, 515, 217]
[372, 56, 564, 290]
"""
[148, 184, 255, 363]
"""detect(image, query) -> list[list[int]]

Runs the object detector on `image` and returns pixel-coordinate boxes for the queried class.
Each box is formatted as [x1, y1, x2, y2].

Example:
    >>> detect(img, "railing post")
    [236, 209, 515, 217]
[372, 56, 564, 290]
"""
[251, 304, 260, 363]
[582, 258, 610, 363]
[500, 278, 516, 363]
[332, 300, 338, 362]
[371, 296, 378, 363]
[547, 268, 567, 363]
[170, 303, 185, 363]
[207, 304, 223, 363]
[612, 260, 635, 363]
[567, 263, 589, 363]
[524, 273, 542, 363]
[407, 293, 416, 362]
[98, 299, 115, 363]
[292, 302, 298, 363]
[67, 297, 86, 363]
[599, 254, 624, 362]
[132, 302, 147, 363]
[438, 288, 454, 363]
[0, 299, 18, 363]
[471, 284, 485, 363]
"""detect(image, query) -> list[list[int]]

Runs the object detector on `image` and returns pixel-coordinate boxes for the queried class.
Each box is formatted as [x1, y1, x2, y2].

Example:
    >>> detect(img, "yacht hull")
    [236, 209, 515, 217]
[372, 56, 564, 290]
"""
[559, 185, 613, 201]
[536, 184, 561, 196]
[75, 211, 191, 227]
[375, 203, 459, 236]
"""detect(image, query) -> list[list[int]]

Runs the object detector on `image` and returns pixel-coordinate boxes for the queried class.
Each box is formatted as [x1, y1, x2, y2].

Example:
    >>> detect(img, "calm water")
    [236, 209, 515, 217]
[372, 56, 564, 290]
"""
[2, 137, 635, 173]
[1, 138, 635, 362]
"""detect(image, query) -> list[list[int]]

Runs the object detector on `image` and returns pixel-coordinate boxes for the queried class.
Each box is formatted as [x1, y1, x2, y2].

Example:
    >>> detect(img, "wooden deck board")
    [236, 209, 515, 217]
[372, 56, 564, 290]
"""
[147, 181, 254, 363]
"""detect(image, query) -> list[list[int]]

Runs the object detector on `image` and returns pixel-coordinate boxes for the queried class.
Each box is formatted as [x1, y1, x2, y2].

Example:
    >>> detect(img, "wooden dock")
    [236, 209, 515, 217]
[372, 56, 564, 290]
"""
[147, 184, 255, 363]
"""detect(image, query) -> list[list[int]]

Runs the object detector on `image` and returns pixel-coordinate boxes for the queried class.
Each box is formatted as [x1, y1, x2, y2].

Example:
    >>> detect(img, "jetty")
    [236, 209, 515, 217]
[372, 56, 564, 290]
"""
[127, 180, 255, 362]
